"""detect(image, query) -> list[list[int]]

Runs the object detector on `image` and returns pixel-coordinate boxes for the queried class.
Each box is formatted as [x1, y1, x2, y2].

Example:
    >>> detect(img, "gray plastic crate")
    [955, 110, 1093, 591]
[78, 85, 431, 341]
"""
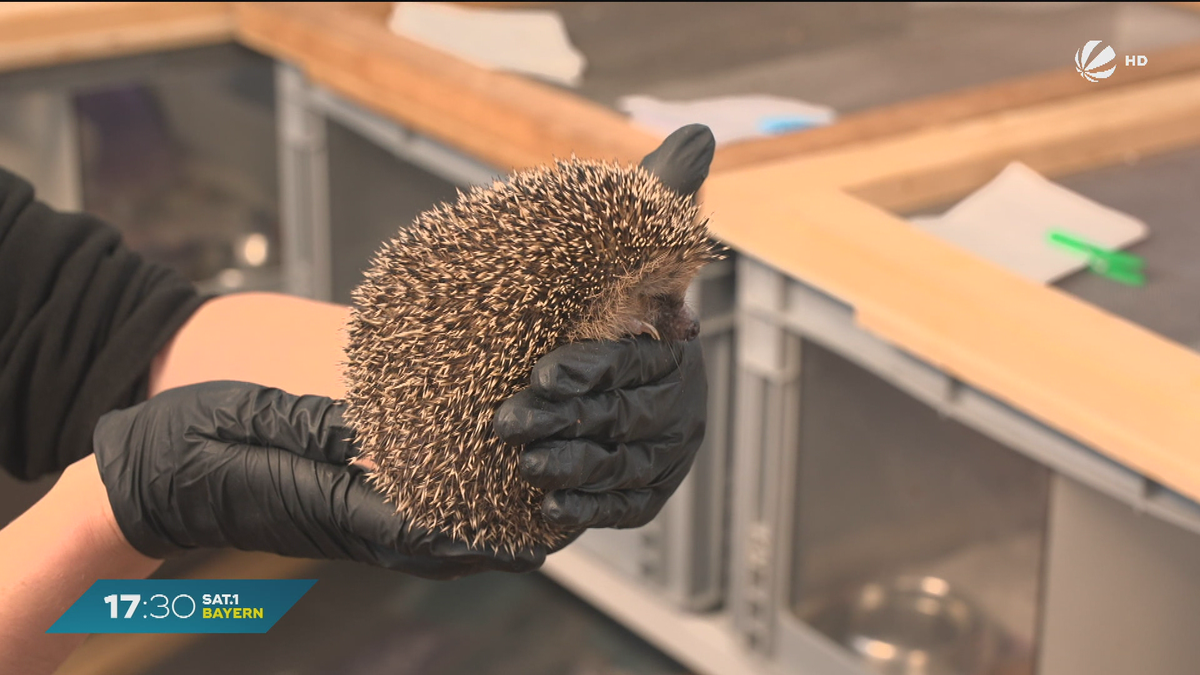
[573, 256, 737, 611]
[729, 255, 1200, 675]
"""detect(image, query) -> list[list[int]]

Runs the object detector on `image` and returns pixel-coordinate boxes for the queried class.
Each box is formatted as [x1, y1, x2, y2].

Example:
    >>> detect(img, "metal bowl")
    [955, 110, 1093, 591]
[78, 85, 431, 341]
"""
[810, 576, 1000, 675]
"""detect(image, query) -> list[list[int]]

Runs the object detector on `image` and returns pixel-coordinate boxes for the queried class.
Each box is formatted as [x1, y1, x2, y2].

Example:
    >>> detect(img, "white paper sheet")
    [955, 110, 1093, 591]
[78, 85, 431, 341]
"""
[387, 3, 585, 87]
[909, 162, 1148, 284]
[617, 94, 836, 146]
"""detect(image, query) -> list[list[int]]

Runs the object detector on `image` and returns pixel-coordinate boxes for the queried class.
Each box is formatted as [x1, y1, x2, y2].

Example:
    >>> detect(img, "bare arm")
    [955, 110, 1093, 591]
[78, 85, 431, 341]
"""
[0, 454, 157, 675]
[149, 292, 350, 399]
[0, 292, 350, 675]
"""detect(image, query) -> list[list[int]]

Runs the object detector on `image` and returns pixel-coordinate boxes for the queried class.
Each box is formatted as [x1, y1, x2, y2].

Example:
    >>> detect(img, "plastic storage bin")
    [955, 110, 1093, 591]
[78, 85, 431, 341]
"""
[729, 254, 1200, 675]
[0, 44, 283, 295]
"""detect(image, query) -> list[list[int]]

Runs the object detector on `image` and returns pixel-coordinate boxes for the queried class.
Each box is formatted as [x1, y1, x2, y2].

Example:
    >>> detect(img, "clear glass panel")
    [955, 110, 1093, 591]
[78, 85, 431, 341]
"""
[74, 50, 281, 294]
[790, 341, 1050, 675]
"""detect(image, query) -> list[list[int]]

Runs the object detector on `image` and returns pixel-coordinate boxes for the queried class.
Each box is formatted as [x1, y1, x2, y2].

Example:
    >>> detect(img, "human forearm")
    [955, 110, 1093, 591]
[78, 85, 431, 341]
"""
[149, 292, 350, 398]
[0, 454, 160, 675]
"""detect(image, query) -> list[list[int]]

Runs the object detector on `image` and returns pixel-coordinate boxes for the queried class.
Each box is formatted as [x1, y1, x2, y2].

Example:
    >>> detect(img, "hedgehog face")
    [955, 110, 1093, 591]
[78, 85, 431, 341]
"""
[580, 248, 710, 344]
[649, 292, 701, 342]
[617, 288, 699, 343]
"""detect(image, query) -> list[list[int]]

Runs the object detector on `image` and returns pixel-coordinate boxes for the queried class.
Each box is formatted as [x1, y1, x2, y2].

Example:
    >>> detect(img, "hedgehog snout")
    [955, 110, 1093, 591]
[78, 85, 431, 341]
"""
[681, 314, 700, 341]
[645, 299, 699, 342]
[667, 303, 701, 342]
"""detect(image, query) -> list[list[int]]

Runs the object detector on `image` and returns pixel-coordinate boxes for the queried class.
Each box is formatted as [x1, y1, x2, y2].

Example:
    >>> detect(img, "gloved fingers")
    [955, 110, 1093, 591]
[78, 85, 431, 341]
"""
[639, 123, 716, 198]
[494, 378, 682, 445]
[528, 336, 685, 401]
[494, 339, 707, 445]
[208, 442, 546, 574]
[179, 381, 357, 465]
[520, 438, 672, 492]
[541, 489, 664, 529]
[191, 443, 370, 559]
[251, 391, 357, 465]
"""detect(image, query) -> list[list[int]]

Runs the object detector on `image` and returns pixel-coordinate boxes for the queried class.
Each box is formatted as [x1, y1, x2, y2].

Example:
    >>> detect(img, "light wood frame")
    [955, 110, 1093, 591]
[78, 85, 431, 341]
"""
[704, 71, 1200, 506]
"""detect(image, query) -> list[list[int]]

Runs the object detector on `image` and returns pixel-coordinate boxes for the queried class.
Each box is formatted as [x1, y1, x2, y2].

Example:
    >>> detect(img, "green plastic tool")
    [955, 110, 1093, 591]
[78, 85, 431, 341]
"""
[1047, 228, 1145, 286]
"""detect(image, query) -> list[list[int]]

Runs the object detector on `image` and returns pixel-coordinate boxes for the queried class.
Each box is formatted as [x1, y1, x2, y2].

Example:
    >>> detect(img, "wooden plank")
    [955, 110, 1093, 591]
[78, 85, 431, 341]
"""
[704, 71, 1200, 213]
[234, 3, 1200, 178]
[0, 2, 235, 73]
[703, 171, 1200, 507]
[335, 3, 552, 23]
[702, 71, 1200, 502]
[53, 553, 320, 675]
[711, 41, 1200, 173]
[333, 2, 395, 22]
[234, 2, 659, 172]
[339, 2, 554, 20]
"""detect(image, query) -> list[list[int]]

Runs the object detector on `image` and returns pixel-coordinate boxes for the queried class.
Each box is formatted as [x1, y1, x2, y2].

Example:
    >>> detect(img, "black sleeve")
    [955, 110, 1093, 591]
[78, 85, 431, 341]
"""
[0, 167, 210, 480]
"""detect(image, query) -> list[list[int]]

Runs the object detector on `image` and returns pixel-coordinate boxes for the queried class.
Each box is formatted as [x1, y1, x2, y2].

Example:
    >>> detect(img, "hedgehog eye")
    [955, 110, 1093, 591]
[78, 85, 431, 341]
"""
[651, 293, 681, 310]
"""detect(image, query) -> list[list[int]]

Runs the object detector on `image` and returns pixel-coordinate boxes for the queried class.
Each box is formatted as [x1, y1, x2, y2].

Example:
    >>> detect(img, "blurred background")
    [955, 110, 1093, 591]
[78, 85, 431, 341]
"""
[3, 3, 1200, 675]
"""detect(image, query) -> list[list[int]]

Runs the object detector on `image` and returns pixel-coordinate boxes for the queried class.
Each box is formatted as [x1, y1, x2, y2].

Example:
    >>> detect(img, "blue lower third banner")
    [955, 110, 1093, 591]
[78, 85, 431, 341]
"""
[47, 579, 317, 634]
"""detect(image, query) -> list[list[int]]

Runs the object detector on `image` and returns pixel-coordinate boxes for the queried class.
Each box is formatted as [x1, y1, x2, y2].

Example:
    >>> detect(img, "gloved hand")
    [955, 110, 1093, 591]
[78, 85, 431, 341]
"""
[493, 336, 707, 531]
[93, 381, 543, 580]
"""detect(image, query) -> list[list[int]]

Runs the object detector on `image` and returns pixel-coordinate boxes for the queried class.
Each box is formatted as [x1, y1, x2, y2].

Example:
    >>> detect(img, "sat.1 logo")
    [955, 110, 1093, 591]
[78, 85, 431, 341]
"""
[1075, 40, 1148, 82]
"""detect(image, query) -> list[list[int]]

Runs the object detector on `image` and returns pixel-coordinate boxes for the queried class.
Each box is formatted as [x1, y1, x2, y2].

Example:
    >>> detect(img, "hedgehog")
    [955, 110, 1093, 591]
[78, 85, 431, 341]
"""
[343, 124, 722, 555]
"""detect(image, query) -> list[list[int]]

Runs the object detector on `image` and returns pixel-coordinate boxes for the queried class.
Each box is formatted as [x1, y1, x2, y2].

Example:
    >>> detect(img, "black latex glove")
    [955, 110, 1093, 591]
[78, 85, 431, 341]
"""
[93, 381, 543, 580]
[493, 336, 707, 530]
[491, 123, 714, 533]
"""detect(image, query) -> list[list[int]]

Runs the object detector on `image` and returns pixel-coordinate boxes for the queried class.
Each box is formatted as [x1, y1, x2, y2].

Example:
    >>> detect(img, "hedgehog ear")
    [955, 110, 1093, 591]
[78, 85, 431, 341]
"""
[639, 124, 716, 199]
